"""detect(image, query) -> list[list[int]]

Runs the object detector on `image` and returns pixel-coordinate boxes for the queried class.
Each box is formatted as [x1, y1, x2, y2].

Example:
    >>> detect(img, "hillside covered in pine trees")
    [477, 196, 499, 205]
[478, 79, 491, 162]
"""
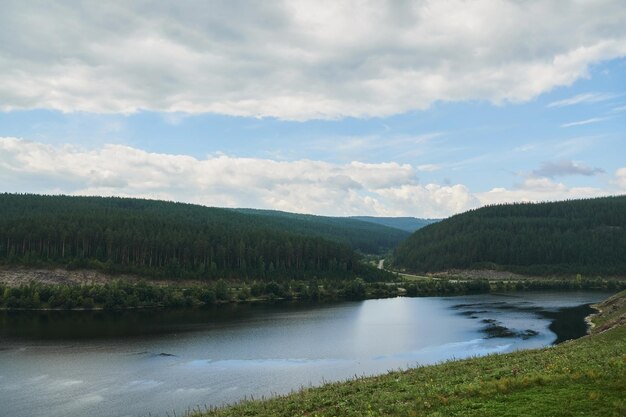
[393, 196, 626, 276]
[234, 208, 410, 254]
[0, 194, 394, 281]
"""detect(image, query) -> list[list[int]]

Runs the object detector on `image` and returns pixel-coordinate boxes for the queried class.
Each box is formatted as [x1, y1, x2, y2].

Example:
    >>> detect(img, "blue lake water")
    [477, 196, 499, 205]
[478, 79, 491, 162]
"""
[0, 291, 610, 417]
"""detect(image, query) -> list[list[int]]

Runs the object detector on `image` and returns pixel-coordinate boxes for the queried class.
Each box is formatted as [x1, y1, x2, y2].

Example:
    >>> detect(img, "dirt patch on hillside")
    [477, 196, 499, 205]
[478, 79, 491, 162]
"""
[0, 267, 144, 286]
[0, 267, 211, 287]
[431, 269, 537, 281]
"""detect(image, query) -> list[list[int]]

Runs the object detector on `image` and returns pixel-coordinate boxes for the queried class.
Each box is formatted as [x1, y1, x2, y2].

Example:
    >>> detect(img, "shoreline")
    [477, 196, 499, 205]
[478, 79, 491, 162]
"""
[0, 286, 616, 313]
[188, 290, 626, 417]
[585, 303, 600, 332]
[1, 266, 624, 312]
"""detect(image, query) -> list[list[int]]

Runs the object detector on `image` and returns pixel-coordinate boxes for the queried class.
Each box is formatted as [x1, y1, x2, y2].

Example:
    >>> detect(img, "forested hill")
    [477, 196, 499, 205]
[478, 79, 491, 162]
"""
[350, 216, 439, 233]
[234, 209, 410, 254]
[393, 196, 626, 276]
[0, 194, 390, 281]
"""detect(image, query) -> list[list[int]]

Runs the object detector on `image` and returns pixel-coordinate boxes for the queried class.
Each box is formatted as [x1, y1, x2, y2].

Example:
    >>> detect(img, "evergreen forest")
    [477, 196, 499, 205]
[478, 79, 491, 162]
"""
[234, 208, 410, 253]
[0, 194, 392, 281]
[393, 196, 626, 275]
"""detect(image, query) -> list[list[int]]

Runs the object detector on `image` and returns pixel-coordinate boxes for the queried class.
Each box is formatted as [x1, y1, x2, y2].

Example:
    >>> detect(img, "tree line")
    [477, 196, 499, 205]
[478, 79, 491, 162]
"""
[2, 276, 622, 311]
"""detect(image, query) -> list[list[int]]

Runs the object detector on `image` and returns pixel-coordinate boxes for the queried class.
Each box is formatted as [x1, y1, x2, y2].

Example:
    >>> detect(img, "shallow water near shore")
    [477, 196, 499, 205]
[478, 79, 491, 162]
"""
[0, 291, 610, 417]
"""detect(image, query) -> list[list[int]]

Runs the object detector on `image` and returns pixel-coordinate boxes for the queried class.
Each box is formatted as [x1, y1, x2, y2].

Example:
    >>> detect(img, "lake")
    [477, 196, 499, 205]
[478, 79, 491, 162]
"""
[0, 291, 610, 417]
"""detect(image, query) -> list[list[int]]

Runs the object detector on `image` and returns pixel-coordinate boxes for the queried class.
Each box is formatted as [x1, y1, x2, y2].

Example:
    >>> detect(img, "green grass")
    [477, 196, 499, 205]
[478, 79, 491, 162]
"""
[193, 292, 626, 417]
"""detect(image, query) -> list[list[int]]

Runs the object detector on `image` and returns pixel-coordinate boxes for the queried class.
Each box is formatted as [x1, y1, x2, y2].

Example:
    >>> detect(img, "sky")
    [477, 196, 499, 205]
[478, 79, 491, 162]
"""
[0, 1, 625, 218]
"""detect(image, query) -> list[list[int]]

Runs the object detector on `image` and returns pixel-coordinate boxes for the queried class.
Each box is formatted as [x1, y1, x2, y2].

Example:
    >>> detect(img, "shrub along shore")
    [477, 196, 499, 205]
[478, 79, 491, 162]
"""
[1, 272, 624, 310]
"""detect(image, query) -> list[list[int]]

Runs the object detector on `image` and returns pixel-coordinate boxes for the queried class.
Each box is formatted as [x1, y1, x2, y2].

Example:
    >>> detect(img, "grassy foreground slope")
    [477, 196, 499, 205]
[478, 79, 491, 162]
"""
[393, 196, 626, 276]
[196, 291, 626, 417]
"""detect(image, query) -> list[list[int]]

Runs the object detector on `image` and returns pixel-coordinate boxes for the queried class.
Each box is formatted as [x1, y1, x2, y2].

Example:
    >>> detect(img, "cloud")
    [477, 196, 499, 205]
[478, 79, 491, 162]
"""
[513, 144, 537, 152]
[1, 1, 626, 119]
[518, 177, 567, 192]
[547, 92, 618, 107]
[412, 133, 445, 144]
[3, 137, 622, 217]
[375, 184, 479, 218]
[616, 168, 626, 189]
[471, 158, 621, 206]
[561, 117, 612, 128]
[306, 132, 445, 161]
[0, 137, 478, 217]
[477, 178, 613, 206]
[417, 164, 441, 172]
[532, 160, 604, 178]
[475, 160, 612, 205]
[553, 135, 604, 158]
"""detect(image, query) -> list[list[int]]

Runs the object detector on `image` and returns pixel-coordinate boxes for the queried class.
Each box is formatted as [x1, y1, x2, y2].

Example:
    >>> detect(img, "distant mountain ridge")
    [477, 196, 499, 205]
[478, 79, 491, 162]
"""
[393, 196, 626, 276]
[350, 216, 440, 233]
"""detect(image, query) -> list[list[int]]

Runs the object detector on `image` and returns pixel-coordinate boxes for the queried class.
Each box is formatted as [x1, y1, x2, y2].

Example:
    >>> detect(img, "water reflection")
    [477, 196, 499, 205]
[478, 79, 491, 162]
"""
[0, 291, 611, 417]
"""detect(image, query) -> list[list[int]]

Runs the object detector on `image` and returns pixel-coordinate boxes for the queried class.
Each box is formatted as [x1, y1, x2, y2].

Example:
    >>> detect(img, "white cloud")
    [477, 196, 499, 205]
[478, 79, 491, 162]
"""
[532, 160, 604, 178]
[477, 178, 613, 206]
[561, 117, 612, 128]
[616, 168, 626, 189]
[0, 137, 476, 217]
[513, 144, 537, 152]
[547, 92, 618, 108]
[412, 133, 445, 144]
[375, 184, 479, 218]
[1, 1, 626, 119]
[417, 164, 441, 172]
[476, 160, 617, 205]
[2, 137, 622, 217]
[553, 135, 605, 158]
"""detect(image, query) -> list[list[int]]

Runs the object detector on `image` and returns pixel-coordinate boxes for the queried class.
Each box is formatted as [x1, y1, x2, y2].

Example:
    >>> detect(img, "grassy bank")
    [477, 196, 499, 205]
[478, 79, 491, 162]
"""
[192, 291, 626, 417]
